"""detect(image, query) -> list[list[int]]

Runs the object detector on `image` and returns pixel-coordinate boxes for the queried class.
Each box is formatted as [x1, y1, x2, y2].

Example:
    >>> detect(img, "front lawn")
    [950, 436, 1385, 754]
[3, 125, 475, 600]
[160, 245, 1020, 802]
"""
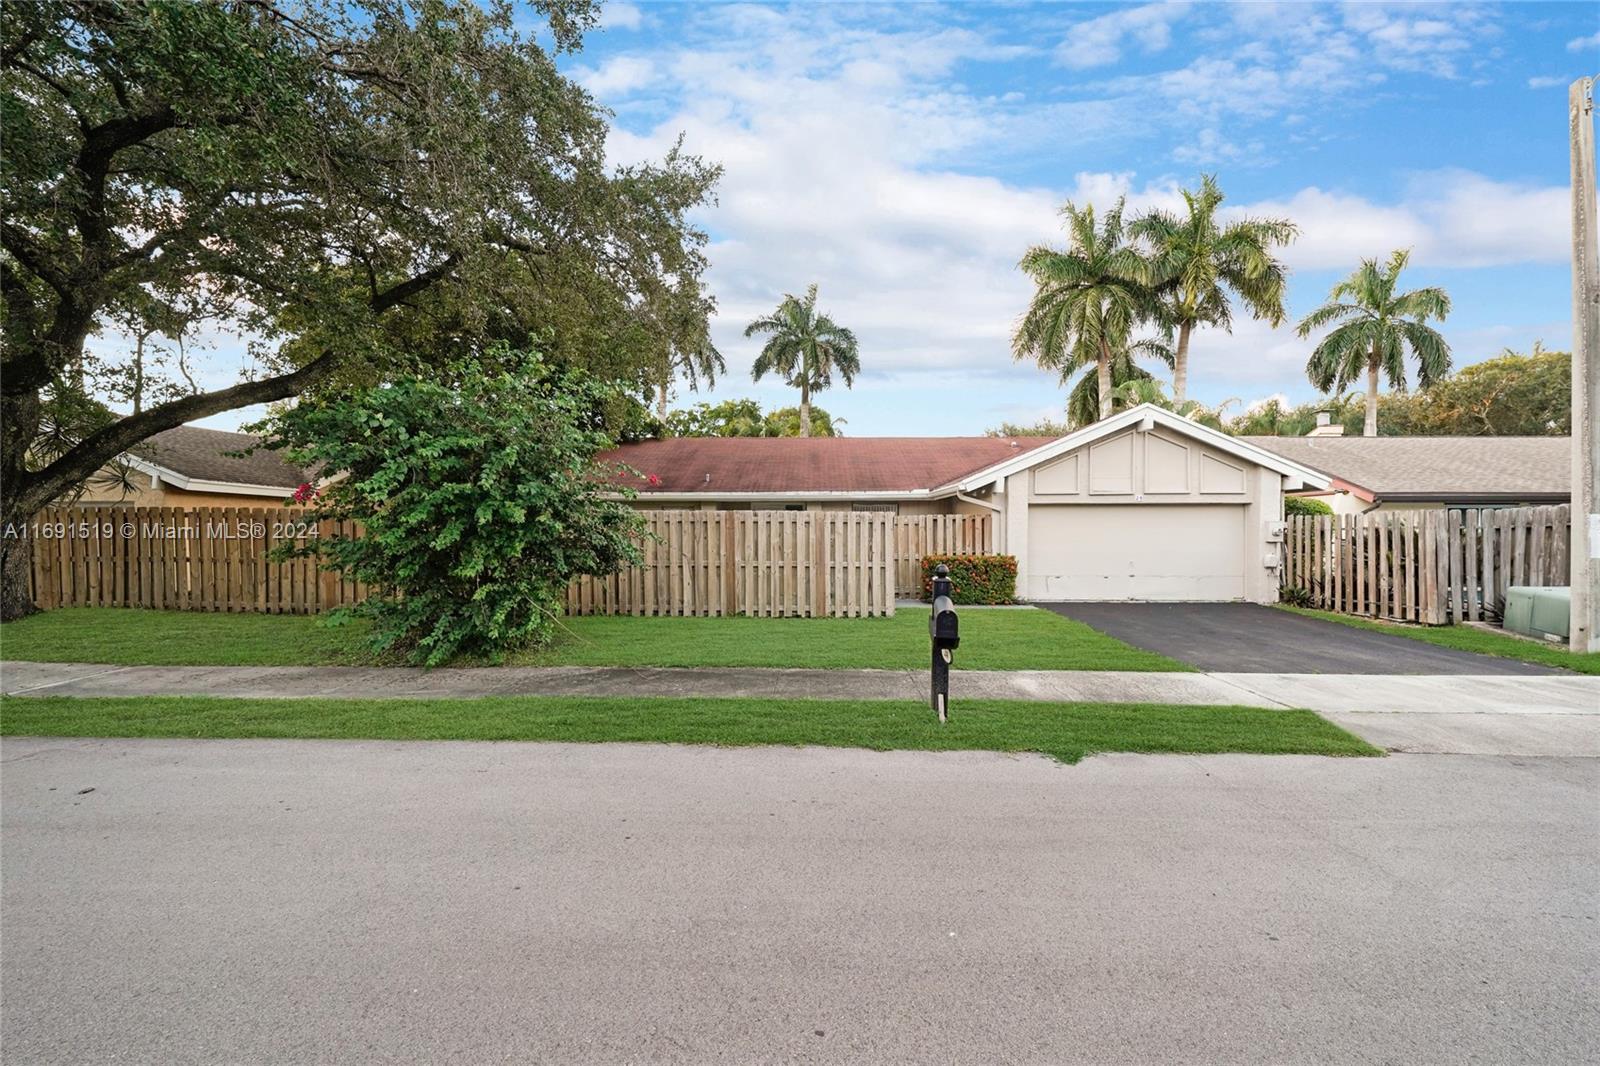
[1278, 607, 1600, 675]
[0, 695, 1377, 764]
[0, 606, 1189, 672]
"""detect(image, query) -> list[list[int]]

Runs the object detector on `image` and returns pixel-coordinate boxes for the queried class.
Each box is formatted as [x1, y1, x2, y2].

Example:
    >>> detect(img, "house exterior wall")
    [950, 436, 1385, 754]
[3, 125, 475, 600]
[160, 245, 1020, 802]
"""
[1003, 426, 1284, 603]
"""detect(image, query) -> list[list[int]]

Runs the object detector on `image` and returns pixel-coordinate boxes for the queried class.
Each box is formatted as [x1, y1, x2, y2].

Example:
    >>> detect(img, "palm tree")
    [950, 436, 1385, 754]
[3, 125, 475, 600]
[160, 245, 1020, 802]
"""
[653, 337, 725, 421]
[1297, 249, 1451, 437]
[1013, 199, 1155, 421]
[1131, 175, 1297, 406]
[745, 285, 860, 438]
[1065, 334, 1173, 428]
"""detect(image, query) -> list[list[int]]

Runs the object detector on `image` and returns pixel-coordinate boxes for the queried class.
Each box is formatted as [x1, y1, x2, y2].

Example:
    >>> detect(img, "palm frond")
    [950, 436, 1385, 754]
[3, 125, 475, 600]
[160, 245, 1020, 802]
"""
[1296, 302, 1365, 337]
[1399, 320, 1452, 387]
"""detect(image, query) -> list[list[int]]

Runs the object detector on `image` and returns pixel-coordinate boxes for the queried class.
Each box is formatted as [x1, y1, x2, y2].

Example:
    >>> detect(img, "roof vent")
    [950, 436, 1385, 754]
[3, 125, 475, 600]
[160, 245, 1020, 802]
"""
[704, 473, 711, 484]
[1009, 440, 1020, 448]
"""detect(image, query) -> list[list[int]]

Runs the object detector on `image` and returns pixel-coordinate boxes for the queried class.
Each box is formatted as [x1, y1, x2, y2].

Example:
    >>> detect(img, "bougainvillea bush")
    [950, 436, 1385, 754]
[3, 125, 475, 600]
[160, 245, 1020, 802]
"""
[920, 554, 1018, 605]
[265, 349, 644, 665]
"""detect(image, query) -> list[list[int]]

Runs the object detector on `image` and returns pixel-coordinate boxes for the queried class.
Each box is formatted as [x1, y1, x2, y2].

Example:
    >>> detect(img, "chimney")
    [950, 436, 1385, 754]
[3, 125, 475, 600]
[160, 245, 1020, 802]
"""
[1307, 410, 1345, 437]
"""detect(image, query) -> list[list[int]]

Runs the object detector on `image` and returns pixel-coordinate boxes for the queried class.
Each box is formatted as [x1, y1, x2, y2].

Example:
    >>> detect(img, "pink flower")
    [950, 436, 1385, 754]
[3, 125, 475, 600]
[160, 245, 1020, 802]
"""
[646, 473, 661, 487]
[292, 482, 318, 504]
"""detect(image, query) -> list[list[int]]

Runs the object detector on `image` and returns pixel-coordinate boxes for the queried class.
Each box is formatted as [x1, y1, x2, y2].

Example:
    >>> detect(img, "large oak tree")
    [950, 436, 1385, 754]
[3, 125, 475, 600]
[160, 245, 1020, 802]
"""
[0, 0, 719, 619]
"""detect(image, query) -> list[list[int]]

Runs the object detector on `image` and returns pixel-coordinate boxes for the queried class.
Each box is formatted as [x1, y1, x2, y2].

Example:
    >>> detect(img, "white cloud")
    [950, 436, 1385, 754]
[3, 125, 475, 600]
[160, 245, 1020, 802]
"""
[573, 55, 657, 96]
[1241, 172, 1567, 271]
[1527, 75, 1569, 89]
[1340, 4, 1489, 78]
[1054, 2, 1187, 70]
[1567, 31, 1600, 52]
[600, 2, 642, 32]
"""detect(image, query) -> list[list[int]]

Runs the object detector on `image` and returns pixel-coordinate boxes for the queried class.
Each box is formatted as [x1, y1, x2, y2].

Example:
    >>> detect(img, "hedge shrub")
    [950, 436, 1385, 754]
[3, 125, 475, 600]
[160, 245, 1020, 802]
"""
[1285, 495, 1334, 517]
[920, 554, 1018, 605]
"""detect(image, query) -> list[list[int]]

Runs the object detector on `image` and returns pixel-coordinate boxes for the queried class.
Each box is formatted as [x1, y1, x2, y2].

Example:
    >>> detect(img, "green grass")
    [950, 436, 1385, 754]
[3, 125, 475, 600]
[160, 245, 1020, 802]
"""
[0, 609, 377, 667]
[0, 695, 1378, 764]
[1279, 606, 1600, 675]
[0, 606, 1190, 672]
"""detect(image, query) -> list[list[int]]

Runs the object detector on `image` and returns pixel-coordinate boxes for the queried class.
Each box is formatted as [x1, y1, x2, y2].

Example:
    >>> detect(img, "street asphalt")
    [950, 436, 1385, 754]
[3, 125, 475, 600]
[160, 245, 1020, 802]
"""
[1041, 602, 1561, 674]
[2, 737, 1596, 1065]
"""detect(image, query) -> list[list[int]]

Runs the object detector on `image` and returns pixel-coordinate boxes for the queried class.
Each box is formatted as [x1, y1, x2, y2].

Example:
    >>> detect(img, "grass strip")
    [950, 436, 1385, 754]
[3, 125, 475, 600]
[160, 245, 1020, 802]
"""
[0, 606, 1192, 672]
[1278, 606, 1600, 675]
[0, 695, 1379, 764]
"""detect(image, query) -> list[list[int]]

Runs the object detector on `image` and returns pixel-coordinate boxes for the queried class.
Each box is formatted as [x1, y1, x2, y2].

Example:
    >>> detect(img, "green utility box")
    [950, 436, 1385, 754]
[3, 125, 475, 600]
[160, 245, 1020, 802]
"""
[1502, 586, 1570, 643]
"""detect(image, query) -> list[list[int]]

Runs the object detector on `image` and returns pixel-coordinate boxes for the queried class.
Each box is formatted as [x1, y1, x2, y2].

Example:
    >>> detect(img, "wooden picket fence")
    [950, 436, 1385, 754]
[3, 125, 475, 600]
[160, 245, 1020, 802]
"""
[892, 513, 994, 595]
[1282, 505, 1571, 625]
[564, 510, 898, 618]
[25, 506, 947, 618]
[25, 505, 369, 615]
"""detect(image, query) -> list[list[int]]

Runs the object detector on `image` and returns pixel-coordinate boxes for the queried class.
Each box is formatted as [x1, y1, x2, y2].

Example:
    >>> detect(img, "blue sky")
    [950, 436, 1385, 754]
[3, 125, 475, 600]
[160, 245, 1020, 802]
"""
[566, 0, 1599, 434]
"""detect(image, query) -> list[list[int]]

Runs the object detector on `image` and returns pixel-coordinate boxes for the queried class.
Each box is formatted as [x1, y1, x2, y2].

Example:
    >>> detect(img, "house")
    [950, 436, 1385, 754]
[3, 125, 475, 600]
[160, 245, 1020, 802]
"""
[80, 426, 311, 507]
[1243, 435, 1570, 516]
[606, 404, 1331, 603]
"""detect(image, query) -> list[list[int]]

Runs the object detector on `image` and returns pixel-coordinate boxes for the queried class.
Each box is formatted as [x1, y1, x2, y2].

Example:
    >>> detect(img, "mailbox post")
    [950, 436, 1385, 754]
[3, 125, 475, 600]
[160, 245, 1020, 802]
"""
[928, 563, 959, 723]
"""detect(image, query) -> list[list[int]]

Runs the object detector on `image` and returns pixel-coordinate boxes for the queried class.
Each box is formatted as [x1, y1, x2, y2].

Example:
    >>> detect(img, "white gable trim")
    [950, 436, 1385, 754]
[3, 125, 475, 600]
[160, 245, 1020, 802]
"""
[122, 454, 299, 498]
[950, 404, 1332, 493]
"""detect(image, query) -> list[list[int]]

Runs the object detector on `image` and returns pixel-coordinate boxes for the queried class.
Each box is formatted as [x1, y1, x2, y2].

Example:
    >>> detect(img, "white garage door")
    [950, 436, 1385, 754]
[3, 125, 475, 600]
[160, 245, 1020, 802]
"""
[1026, 504, 1246, 601]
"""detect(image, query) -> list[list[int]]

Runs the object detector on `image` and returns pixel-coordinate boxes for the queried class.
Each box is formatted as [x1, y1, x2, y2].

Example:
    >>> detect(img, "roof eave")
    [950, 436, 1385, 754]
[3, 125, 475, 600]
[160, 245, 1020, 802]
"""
[123, 454, 300, 497]
[604, 488, 957, 503]
[954, 404, 1333, 492]
[1376, 491, 1571, 503]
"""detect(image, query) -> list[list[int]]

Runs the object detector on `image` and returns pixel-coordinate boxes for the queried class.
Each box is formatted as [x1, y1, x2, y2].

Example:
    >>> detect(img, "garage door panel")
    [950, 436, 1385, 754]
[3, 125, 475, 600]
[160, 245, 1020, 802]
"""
[1026, 504, 1245, 601]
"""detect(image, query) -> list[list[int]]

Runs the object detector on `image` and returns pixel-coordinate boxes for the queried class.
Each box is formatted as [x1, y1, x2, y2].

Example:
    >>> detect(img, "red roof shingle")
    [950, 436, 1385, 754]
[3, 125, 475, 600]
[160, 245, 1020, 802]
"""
[602, 437, 1056, 495]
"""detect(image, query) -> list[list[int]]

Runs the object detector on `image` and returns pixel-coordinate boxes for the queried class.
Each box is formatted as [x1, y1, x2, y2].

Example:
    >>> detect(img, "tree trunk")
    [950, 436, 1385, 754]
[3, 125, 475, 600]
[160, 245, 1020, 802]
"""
[799, 382, 812, 438]
[1, 387, 44, 621]
[0, 513, 36, 622]
[1365, 354, 1380, 437]
[1097, 340, 1114, 421]
[656, 380, 668, 422]
[1173, 322, 1192, 407]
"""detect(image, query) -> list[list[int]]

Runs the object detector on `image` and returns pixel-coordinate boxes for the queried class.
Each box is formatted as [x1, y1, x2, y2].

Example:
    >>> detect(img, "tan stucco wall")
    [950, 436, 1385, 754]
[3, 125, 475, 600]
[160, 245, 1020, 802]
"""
[1005, 427, 1284, 603]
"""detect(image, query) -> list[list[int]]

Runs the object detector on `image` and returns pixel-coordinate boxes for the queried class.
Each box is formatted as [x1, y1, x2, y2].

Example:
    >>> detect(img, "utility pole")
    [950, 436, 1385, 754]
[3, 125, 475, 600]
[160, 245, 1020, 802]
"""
[1572, 76, 1599, 653]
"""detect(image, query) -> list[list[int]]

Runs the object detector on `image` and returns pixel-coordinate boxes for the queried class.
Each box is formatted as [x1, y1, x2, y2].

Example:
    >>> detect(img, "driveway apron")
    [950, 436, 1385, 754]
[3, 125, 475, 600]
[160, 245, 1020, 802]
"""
[1040, 602, 1559, 675]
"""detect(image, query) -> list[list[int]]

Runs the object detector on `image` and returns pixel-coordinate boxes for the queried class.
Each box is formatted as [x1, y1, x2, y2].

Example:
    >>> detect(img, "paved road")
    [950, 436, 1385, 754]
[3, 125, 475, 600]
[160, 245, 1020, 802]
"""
[1041, 602, 1561, 674]
[3, 738, 1596, 1064]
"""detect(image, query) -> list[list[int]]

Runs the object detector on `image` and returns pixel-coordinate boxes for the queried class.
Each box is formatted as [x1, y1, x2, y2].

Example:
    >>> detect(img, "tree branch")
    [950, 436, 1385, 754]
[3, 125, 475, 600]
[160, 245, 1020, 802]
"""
[1, 223, 72, 294]
[370, 252, 460, 312]
[12, 252, 466, 514]
[20, 350, 340, 514]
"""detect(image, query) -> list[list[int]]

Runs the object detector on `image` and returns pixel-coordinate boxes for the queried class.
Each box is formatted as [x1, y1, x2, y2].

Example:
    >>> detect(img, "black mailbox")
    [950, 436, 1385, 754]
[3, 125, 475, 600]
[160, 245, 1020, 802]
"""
[930, 600, 960, 648]
[929, 564, 958, 722]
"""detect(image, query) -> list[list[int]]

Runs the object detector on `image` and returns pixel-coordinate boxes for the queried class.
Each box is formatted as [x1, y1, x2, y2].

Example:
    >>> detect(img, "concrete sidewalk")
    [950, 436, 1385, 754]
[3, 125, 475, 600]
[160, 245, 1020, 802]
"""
[4, 659, 1597, 756]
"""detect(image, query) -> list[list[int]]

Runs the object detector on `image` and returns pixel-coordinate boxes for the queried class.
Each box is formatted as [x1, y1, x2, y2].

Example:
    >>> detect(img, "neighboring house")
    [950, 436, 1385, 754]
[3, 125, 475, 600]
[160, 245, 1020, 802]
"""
[1244, 435, 1570, 516]
[80, 426, 310, 508]
[606, 404, 1331, 603]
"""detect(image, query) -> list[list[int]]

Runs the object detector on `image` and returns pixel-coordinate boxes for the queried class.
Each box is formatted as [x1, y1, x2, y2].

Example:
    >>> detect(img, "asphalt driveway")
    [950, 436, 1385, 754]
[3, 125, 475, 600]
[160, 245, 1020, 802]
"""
[1042, 602, 1559, 674]
[3, 737, 1596, 1064]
